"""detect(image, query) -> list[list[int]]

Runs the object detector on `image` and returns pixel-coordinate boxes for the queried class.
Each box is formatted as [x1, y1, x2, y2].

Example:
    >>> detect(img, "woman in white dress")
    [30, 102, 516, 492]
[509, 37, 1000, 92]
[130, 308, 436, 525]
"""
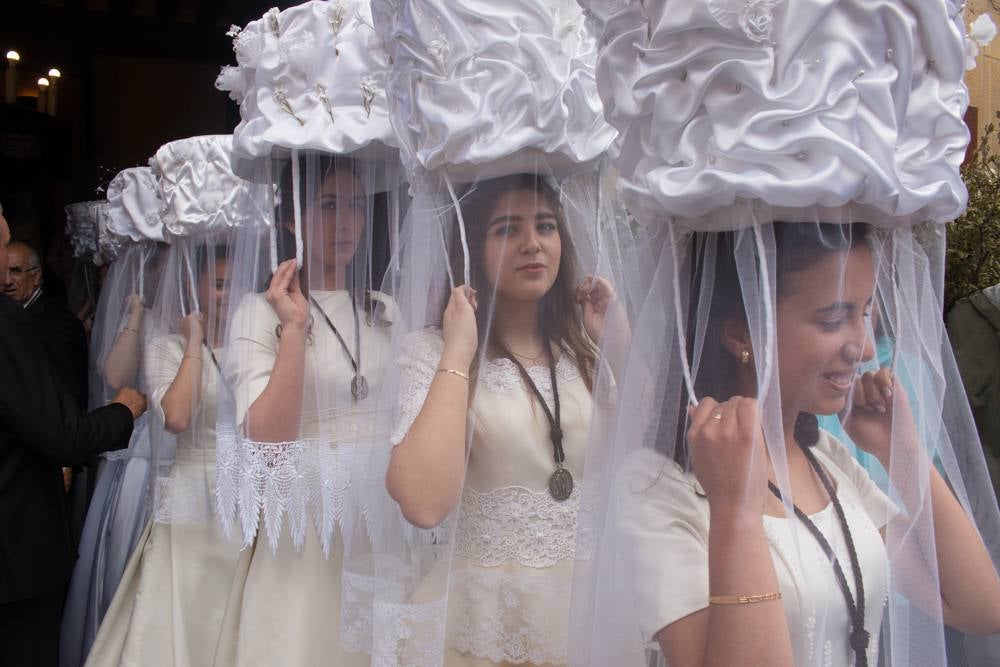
[61, 171, 166, 667]
[615, 223, 1000, 667]
[215, 153, 394, 667]
[386, 173, 626, 666]
[86, 239, 241, 666]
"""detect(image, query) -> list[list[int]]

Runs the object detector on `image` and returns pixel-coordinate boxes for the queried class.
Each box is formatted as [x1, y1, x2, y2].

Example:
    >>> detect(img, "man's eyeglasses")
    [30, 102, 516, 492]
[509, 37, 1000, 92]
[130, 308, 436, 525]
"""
[7, 265, 39, 278]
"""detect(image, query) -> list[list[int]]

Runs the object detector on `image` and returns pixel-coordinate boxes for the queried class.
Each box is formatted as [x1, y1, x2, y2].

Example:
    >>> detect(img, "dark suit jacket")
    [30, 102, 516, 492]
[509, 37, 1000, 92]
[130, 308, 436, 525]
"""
[0, 295, 134, 604]
[24, 291, 89, 411]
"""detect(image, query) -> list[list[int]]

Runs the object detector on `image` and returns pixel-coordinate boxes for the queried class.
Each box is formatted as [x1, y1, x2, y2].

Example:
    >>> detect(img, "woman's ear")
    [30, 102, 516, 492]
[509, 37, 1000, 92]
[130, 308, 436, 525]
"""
[720, 319, 752, 362]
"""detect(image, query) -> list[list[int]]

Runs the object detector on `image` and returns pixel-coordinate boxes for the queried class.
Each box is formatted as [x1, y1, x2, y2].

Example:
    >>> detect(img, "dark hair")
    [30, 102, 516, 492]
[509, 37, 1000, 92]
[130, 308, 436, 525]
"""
[447, 173, 597, 392]
[672, 222, 872, 467]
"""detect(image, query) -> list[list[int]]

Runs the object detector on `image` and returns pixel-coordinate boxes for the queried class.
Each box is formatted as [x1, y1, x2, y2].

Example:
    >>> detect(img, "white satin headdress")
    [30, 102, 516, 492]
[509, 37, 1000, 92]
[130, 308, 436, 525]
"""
[153, 135, 264, 240]
[579, 0, 972, 228]
[65, 200, 102, 262]
[106, 167, 166, 243]
[216, 0, 400, 180]
[374, 0, 617, 188]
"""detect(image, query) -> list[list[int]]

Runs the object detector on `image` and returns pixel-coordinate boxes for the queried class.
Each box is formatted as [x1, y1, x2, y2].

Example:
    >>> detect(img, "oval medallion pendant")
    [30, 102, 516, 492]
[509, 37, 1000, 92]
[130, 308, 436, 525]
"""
[351, 375, 368, 400]
[548, 467, 574, 501]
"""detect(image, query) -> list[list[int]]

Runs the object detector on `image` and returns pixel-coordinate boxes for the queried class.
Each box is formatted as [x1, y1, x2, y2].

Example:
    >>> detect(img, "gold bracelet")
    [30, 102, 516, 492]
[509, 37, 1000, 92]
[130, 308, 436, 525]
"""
[183, 354, 202, 361]
[122, 326, 140, 334]
[708, 592, 782, 606]
[436, 368, 470, 381]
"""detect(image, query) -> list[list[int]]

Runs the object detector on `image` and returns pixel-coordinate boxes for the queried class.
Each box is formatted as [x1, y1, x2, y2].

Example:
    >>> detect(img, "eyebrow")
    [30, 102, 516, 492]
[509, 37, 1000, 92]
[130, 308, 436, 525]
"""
[815, 297, 874, 316]
[487, 212, 558, 228]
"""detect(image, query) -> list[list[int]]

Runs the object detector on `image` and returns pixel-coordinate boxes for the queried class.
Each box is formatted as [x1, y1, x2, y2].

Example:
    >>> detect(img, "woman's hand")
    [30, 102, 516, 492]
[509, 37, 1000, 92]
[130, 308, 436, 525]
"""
[126, 293, 145, 316]
[266, 259, 310, 330]
[687, 396, 768, 517]
[576, 276, 627, 344]
[842, 368, 918, 466]
[441, 285, 478, 371]
[179, 312, 204, 346]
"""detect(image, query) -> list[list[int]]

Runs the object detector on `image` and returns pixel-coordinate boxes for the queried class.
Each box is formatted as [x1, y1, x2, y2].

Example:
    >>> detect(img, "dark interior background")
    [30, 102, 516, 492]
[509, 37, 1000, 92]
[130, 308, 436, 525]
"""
[1, 0, 298, 294]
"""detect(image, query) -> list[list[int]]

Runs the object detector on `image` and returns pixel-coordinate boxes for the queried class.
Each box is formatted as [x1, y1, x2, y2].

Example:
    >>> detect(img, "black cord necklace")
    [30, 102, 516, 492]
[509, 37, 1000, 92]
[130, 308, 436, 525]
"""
[504, 342, 573, 501]
[767, 443, 869, 667]
[309, 294, 367, 400]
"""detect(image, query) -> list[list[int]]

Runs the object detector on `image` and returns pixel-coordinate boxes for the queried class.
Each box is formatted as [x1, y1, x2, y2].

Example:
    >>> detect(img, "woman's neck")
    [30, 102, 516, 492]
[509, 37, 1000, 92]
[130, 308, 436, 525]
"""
[310, 264, 350, 291]
[492, 297, 544, 352]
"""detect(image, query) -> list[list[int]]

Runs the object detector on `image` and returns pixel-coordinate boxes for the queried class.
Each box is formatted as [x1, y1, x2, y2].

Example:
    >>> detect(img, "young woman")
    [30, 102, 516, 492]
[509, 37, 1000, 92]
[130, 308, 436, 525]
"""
[86, 242, 241, 666]
[615, 223, 1000, 667]
[216, 154, 393, 666]
[386, 173, 626, 666]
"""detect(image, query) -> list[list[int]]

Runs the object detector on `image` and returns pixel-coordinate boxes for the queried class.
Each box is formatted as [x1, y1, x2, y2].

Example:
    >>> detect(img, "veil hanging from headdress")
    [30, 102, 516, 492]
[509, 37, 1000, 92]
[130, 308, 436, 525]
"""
[569, 1, 1000, 665]
[343, 2, 634, 664]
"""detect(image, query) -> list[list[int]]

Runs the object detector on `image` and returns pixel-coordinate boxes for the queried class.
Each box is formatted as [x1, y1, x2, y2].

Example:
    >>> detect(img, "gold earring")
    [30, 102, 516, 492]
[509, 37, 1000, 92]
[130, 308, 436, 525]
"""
[740, 349, 751, 365]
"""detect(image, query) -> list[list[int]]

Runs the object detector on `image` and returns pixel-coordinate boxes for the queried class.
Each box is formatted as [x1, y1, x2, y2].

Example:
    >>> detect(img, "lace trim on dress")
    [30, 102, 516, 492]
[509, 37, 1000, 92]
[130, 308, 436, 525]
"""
[445, 566, 572, 665]
[454, 483, 591, 567]
[391, 330, 583, 444]
[215, 425, 368, 555]
[370, 597, 449, 667]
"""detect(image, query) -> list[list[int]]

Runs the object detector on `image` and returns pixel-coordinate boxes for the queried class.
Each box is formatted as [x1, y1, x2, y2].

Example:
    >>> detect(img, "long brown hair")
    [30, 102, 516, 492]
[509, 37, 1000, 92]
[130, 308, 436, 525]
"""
[446, 173, 597, 392]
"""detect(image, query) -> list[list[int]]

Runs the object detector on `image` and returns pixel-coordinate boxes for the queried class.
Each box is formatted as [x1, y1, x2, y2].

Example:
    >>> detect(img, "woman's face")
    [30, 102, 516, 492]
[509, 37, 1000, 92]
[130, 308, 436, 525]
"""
[197, 257, 230, 323]
[774, 244, 877, 417]
[481, 188, 562, 303]
[296, 168, 367, 274]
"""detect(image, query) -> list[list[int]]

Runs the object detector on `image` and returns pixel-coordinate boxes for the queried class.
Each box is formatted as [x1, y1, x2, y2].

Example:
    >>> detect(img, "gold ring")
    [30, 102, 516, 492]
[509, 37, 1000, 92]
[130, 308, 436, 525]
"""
[710, 412, 723, 422]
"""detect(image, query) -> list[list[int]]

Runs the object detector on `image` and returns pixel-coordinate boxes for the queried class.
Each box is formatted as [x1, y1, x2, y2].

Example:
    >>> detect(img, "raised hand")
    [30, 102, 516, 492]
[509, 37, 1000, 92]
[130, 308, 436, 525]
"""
[266, 259, 310, 330]
[687, 396, 768, 516]
[842, 368, 918, 465]
[441, 285, 479, 371]
[179, 312, 204, 345]
[575, 276, 627, 344]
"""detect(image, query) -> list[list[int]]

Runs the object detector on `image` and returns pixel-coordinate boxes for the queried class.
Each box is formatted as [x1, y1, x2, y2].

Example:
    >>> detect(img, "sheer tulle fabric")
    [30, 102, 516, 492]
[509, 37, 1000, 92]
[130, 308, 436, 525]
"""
[568, 213, 1000, 666]
[347, 163, 630, 666]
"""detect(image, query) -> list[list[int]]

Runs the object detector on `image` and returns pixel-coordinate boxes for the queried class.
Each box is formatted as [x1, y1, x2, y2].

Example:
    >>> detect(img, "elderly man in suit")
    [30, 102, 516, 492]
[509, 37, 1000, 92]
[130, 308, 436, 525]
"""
[0, 206, 147, 666]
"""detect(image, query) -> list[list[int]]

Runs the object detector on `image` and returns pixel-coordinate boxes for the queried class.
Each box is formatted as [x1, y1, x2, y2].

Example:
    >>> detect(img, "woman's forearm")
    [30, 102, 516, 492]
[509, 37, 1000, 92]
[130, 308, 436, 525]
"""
[885, 447, 1000, 634]
[387, 352, 470, 529]
[701, 511, 793, 667]
[244, 325, 307, 443]
[160, 342, 204, 434]
[103, 311, 144, 390]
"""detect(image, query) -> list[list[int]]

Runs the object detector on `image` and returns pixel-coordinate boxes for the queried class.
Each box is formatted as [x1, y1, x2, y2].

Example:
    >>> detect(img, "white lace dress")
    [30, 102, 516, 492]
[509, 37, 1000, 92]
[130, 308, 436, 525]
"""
[616, 431, 895, 667]
[85, 333, 241, 667]
[213, 289, 393, 667]
[389, 329, 593, 666]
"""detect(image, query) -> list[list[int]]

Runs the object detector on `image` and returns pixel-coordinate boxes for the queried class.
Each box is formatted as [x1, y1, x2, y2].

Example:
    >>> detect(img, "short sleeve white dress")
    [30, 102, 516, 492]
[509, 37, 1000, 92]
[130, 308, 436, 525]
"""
[616, 430, 895, 667]
[391, 329, 594, 666]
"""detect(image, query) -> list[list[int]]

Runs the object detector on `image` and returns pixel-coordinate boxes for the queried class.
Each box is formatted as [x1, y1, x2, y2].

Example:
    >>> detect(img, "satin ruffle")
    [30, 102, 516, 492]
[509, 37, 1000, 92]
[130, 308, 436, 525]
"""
[580, 0, 970, 226]
[374, 0, 616, 184]
[154, 135, 264, 238]
[107, 167, 166, 243]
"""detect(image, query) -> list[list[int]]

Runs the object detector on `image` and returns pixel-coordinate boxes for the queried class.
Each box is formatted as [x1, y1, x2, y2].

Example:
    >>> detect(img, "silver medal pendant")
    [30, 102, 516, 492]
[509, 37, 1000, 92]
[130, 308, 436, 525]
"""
[548, 465, 574, 501]
[351, 375, 368, 400]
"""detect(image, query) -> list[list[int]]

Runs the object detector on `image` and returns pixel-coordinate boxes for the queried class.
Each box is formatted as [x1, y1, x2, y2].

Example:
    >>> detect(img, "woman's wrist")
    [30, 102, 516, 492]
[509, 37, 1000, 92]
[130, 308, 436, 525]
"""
[440, 349, 473, 373]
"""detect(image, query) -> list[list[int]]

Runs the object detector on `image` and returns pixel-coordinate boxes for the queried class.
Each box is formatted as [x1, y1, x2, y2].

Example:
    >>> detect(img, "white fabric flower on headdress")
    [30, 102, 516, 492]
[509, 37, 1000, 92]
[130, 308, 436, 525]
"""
[215, 65, 246, 102]
[708, 0, 784, 43]
[965, 13, 997, 70]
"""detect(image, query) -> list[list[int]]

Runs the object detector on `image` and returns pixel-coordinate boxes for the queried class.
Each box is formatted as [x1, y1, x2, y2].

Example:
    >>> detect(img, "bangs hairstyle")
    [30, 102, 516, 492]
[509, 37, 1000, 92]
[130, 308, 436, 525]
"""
[670, 221, 873, 467]
[446, 173, 597, 392]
